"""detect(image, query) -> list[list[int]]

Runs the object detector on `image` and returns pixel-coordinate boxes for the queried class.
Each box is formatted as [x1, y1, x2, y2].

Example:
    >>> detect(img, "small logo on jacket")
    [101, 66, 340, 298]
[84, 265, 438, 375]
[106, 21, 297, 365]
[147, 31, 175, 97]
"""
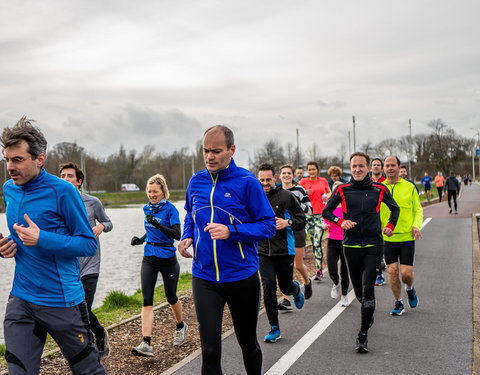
[224, 193, 232, 198]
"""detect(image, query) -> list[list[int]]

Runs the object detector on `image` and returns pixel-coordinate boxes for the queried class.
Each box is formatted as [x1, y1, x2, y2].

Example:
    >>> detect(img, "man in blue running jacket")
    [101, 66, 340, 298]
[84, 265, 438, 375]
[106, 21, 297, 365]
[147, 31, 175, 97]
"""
[0, 117, 106, 375]
[178, 125, 276, 375]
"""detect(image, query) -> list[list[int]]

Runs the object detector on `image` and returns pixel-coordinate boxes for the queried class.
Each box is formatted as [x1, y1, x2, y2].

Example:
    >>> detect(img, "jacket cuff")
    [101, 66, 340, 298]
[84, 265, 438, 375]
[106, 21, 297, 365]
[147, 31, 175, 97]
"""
[386, 223, 395, 231]
[337, 218, 345, 226]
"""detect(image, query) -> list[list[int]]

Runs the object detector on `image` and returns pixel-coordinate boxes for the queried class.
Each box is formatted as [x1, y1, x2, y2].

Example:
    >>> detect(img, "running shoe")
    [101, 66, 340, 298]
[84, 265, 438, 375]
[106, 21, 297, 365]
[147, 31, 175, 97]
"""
[390, 300, 405, 316]
[330, 283, 340, 299]
[264, 326, 281, 343]
[340, 295, 349, 307]
[97, 328, 110, 359]
[449, 208, 452, 214]
[278, 298, 293, 311]
[304, 280, 313, 300]
[314, 269, 323, 281]
[455, 211, 458, 215]
[375, 274, 385, 286]
[132, 340, 154, 357]
[173, 322, 188, 346]
[406, 287, 419, 308]
[292, 281, 305, 309]
[355, 332, 368, 353]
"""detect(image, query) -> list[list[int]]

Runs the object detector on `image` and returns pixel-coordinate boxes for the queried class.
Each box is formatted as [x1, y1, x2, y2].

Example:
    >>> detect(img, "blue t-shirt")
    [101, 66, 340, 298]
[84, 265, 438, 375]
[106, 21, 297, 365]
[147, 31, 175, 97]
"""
[420, 176, 432, 188]
[143, 201, 181, 258]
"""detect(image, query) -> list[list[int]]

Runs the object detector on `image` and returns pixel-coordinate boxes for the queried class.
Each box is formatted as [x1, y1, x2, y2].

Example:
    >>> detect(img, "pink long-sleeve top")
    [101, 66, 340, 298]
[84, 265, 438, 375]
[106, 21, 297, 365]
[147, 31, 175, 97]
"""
[324, 207, 344, 241]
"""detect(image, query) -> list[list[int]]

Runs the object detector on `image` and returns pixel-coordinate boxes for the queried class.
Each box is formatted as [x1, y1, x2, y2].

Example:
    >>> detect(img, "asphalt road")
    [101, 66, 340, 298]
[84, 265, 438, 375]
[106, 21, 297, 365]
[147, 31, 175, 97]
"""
[170, 183, 480, 375]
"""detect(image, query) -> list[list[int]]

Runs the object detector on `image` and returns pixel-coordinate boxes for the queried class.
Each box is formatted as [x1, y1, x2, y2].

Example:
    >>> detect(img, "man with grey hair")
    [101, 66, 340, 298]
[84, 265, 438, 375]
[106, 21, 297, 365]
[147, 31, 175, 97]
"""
[0, 117, 106, 374]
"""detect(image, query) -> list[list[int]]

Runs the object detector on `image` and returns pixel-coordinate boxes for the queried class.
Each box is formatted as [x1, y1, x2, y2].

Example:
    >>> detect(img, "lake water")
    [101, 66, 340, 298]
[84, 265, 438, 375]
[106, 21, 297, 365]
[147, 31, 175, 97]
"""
[0, 201, 192, 342]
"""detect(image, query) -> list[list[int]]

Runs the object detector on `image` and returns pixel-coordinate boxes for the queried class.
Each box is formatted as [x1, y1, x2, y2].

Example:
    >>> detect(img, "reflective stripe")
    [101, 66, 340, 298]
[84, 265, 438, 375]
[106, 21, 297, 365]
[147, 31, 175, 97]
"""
[209, 173, 220, 281]
[193, 212, 199, 259]
[230, 215, 245, 260]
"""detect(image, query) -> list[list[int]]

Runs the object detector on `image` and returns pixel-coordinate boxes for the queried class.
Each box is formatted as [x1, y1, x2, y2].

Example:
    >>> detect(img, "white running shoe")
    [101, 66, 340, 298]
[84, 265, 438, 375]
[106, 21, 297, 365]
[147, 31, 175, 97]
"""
[173, 322, 188, 346]
[330, 283, 341, 299]
[132, 341, 153, 357]
[340, 295, 349, 307]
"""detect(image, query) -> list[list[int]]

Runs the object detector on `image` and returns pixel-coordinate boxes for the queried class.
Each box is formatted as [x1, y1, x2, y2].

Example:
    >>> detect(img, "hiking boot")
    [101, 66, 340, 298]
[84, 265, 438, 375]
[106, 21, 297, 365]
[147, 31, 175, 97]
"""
[406, 287, 419, 308]
[173, 322, 188, 346]
[132, 341, 154, 357]
[304, 280, 313, 300]
[355, 332, 368, 353]
[97, 328, 110, 359]
[390, 300, 405, 316]
[292, 281, 305, 309]
[278, 298, 293, 311]
[264, 326, 281, 343]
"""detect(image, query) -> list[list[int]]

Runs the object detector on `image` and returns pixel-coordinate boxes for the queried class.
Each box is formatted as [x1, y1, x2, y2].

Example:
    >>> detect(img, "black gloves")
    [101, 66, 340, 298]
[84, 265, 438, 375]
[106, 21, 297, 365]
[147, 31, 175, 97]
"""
[146, 214, 156, 223]
[131, 235, 145, 246]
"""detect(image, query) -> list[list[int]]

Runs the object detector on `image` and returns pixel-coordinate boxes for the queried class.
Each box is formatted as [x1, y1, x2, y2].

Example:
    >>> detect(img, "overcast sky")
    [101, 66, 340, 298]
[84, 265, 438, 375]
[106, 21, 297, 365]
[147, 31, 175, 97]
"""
[1, 0, 479, 168]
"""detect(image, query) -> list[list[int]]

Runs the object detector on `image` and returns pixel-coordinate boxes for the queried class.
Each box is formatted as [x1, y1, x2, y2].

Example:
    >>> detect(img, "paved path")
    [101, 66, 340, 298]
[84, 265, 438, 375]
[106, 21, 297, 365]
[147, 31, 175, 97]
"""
[170, 183, 480, 375]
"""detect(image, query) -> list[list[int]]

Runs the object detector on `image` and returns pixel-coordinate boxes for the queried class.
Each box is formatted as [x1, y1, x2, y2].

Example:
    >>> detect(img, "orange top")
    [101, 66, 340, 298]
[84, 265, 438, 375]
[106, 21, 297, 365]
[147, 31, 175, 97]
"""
[434, 175, 444, 187]
[299, 177, 330, 214]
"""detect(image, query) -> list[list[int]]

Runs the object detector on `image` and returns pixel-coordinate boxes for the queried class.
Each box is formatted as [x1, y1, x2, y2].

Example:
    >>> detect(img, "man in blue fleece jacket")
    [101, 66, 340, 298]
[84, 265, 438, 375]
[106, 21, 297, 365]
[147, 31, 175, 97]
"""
[0, 117, 106, 374]
[178, 125, 276, 375]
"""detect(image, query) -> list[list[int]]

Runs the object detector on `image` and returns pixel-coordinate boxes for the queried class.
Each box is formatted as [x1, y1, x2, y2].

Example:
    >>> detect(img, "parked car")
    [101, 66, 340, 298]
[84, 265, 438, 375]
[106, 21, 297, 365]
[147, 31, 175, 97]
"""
[121, 183, 140, 192]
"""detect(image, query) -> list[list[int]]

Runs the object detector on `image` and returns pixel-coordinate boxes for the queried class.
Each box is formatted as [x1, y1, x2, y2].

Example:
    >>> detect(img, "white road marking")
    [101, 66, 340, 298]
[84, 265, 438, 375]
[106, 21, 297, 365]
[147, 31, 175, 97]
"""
[266, 217, 432, 375]
[265, 289, 356, 375]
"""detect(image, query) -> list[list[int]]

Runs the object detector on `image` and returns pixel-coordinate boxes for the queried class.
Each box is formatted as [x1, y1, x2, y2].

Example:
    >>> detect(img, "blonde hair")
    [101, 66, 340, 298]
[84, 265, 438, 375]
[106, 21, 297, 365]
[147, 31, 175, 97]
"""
[328, 166, 342, 177]
[146, 174, 170, 200]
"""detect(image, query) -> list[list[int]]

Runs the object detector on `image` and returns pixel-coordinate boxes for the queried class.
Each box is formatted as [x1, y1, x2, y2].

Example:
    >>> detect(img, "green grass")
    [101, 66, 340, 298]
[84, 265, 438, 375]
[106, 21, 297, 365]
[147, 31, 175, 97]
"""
[0, 343, 5, 356]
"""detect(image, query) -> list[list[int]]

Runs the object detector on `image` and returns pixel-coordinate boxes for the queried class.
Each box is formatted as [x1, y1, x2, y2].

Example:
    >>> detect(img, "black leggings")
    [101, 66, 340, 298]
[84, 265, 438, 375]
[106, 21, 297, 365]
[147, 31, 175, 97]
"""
[258, 255, 299, 327]
[192, 273, 262, 375]
[437, 186, 443, 202]
[343, 245, 383, 334]
[81, 274, 104, 341]
[326, 239, 349, 296]
[141, 256, 179, 306]
[447, 190, 458, 211]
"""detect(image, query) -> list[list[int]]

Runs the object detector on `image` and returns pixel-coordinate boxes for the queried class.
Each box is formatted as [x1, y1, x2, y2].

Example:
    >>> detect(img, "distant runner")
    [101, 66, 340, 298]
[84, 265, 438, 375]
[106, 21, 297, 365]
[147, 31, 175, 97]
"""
[445, 171, 460, 214]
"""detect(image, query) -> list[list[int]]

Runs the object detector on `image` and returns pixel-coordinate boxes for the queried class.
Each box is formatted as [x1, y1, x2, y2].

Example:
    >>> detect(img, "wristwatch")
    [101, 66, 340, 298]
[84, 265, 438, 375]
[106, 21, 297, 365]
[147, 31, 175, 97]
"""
[287, 219, 293, 226]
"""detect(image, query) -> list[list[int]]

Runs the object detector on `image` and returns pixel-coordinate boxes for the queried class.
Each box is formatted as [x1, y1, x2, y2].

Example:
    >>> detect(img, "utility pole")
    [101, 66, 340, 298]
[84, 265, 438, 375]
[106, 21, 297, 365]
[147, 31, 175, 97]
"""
[408, 119, 412, 178]
[296, 128, 300, 165]
[352, 116, 356, 152]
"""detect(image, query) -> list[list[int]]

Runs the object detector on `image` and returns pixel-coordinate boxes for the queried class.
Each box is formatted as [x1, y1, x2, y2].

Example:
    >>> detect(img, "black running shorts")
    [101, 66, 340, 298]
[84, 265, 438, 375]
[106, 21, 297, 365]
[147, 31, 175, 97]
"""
[384, 241, 415, 266]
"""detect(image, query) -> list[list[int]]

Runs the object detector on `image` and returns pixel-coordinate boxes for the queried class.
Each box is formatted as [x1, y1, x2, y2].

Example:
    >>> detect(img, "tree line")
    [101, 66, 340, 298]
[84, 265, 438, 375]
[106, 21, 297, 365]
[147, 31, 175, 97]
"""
[0, 118, 475, 192]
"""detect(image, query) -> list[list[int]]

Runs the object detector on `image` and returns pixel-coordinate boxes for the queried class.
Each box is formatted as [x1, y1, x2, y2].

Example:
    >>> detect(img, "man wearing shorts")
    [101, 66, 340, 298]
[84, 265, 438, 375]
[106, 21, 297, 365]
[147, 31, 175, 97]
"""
[381, 156, 423, 316]
[420, 172, 433, 202]
[0, 117, 106, 374]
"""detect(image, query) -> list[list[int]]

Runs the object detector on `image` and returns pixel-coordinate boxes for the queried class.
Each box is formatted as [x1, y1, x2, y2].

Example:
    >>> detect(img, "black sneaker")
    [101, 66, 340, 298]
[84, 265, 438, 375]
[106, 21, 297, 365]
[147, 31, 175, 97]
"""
[304, 280, 313, 300]
[355, 332, 368, 353]
[278, 298, 293, 311]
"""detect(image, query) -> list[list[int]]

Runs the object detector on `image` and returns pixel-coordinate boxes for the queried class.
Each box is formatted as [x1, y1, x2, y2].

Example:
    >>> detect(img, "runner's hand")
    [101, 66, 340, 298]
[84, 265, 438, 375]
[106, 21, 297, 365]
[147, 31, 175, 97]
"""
[178, 238, 193, 258]
[275, 217, 288, 230]
[412, 227, 422, 239]
[131, 236, 144, 246]
[92, 224, 104, 237]
[340, 220, 357, 230]
[382, 227, 393, 237]
[0, 233, 17, 258]
[204, 223, 230, 240]
[13, 214, 40, 246]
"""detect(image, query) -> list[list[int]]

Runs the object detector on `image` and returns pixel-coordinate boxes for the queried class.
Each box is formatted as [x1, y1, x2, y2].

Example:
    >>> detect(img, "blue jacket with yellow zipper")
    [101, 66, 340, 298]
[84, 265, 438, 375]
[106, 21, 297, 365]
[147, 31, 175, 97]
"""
[181, 159, 276, 282]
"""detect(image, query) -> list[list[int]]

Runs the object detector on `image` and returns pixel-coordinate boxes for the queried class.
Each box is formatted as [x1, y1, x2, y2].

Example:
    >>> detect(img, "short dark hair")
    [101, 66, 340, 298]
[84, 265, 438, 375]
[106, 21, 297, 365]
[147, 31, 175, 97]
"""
[203, 125, 235, 149]
[384, 155, 401, 166]
[349, 152, 370, 165]
[58, 162, 85, 188]
[258, 163, 275, 175]
[400, 165, 407, 170]
[306, 161, 319, 171]
[371, 157, 384, 167]
[0, 116, 47, 159]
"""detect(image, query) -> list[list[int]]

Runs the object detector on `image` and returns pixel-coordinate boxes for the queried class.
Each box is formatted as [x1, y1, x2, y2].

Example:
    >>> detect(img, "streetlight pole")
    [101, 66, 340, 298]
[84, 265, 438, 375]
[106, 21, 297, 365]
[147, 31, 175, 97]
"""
[408, 119, 412, 178]
[472, 129, 480, 181]
[352, 116, 356, 152]
[348, 130, 351, 155]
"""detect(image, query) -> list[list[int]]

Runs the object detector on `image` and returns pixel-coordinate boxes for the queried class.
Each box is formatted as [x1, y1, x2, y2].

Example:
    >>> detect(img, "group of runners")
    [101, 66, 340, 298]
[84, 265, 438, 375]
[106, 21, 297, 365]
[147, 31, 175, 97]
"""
[0, 118, 461, 374]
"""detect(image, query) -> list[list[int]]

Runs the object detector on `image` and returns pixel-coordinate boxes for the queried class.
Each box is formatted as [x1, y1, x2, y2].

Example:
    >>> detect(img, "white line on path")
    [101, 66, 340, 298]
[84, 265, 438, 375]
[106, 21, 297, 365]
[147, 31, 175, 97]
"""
[265, 217, 433, 375]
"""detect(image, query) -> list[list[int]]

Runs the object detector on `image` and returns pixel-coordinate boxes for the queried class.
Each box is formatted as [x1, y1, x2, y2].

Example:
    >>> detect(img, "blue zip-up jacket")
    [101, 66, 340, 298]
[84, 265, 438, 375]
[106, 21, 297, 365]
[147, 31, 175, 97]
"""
[2, 169, 97, 307]
[181, 159, 276, 282]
